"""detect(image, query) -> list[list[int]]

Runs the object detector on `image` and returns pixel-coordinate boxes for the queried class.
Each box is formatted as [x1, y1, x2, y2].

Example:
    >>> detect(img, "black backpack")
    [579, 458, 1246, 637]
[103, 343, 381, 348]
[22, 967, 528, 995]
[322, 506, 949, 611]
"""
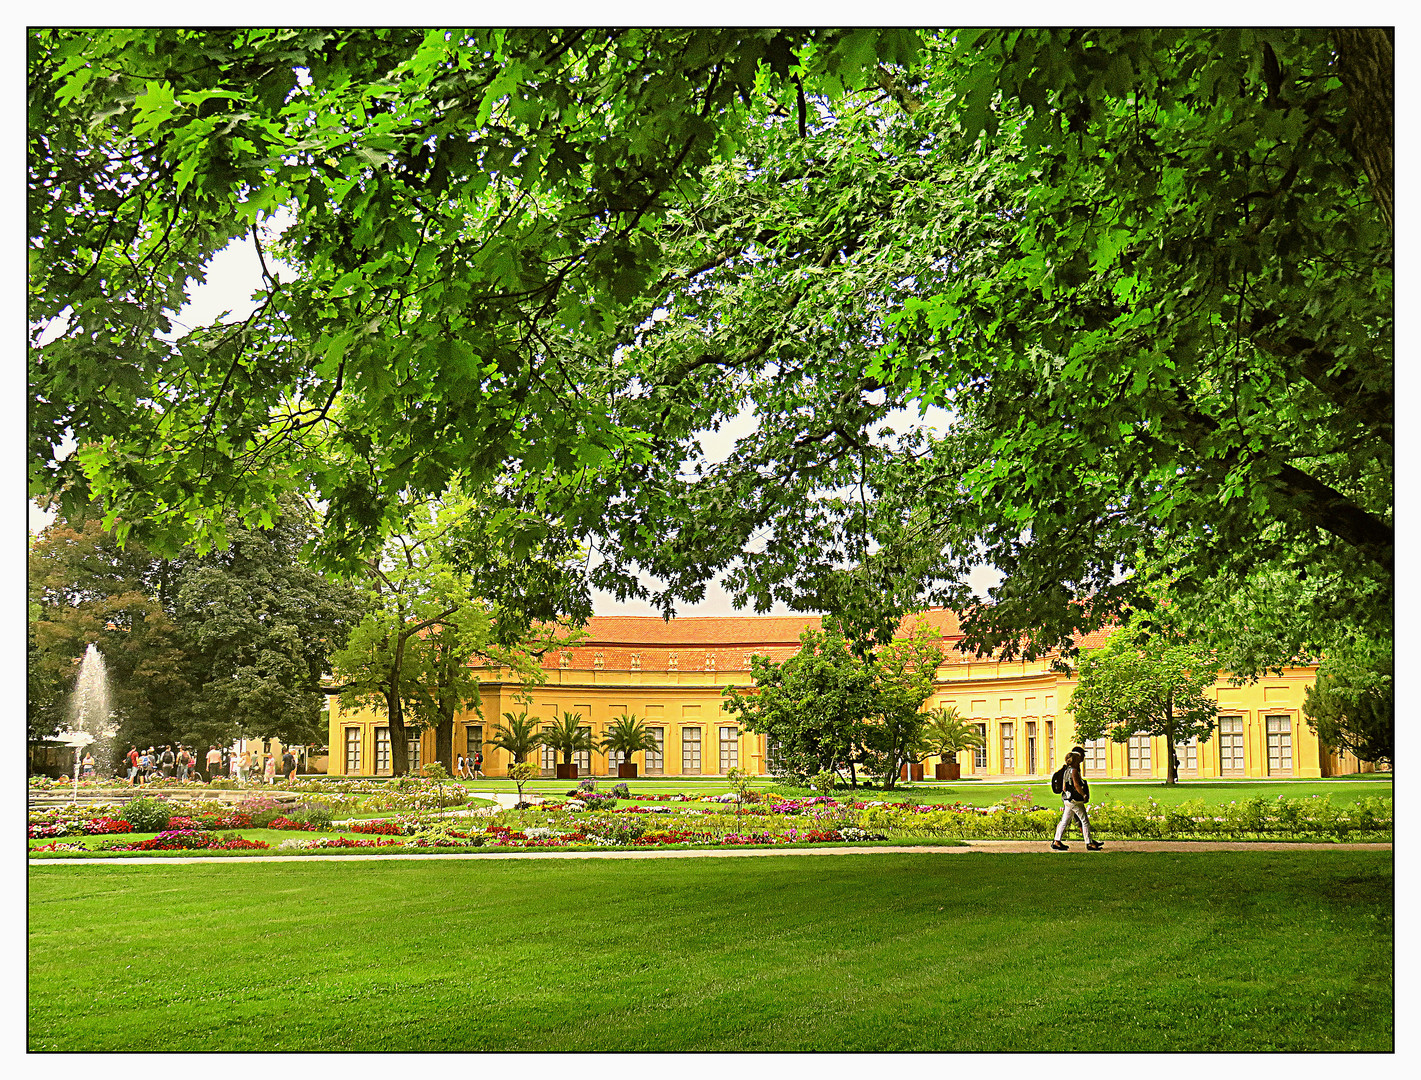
[1051, 765, 1066, 794]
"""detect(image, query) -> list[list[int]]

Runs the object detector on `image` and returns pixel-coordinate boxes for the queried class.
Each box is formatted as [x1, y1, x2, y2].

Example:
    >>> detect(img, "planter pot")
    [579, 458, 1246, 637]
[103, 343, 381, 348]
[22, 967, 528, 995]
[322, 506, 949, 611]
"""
[555, 763, 579, 780]
[617, 763, 639, 778]
[899, 763, 925, 782]
[936, 762, 961, 781]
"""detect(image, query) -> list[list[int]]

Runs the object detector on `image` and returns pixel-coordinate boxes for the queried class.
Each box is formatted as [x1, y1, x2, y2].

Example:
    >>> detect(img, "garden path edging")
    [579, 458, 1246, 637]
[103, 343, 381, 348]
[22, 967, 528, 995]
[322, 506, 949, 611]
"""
[28, 839, 1391, 865]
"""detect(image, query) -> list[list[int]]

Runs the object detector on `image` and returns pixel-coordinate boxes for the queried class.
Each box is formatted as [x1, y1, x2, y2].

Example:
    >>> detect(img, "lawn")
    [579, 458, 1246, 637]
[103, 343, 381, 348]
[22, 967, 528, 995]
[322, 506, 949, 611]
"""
[29, 851, 1392, 1051]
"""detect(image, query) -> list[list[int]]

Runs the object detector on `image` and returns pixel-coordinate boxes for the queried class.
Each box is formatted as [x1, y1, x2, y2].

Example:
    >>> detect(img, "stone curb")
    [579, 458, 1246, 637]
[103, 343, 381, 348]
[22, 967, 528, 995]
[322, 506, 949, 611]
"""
[28, 840, 1391, 866]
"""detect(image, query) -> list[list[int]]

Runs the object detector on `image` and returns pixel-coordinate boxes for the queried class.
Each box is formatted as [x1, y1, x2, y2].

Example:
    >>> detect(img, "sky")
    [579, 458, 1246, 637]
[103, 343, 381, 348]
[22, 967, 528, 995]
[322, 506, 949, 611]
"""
[26, 220, 1001, 616]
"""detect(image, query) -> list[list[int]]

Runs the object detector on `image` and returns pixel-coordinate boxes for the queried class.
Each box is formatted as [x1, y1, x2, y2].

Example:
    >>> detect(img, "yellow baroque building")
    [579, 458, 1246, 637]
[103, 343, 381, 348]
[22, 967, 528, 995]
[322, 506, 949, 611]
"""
[326, 611, 1384, 781]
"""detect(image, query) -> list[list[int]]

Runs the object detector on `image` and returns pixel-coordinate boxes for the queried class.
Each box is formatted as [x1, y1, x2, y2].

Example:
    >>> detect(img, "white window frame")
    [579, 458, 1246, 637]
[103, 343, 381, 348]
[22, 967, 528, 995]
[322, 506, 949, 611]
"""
[374, 727, 391, 774]
[345, 727, 362, 774]
[719, 726, 739, 773]
[682, 726, 701, 774]
[1127, 734, 1151, 775]
[1266, 715, 1293, 775]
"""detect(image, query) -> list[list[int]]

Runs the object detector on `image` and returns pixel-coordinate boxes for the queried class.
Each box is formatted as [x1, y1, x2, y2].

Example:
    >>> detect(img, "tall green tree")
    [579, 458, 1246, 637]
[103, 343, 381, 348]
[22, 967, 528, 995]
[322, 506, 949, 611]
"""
[28, 28, 919, 572]
[598, 28, 1392, 662]
[29, 500, 358, 757]
[331, 491, 576, 775]
[1302, 645, 1392, 766]
[724, 627, 878, 785]
[169, 494, 364, 749]
[723, 620, 942, 789]
[29, 29, 1390, 670]
[28, 513, 190, 753]
[1067, 614, 1220, 785]
[858, 619, 944, 786]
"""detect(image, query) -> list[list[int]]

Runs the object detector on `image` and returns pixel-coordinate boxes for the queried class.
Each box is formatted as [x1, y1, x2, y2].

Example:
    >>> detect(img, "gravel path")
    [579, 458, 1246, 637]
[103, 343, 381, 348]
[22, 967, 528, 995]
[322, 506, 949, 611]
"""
[28, 839, 1391, 866]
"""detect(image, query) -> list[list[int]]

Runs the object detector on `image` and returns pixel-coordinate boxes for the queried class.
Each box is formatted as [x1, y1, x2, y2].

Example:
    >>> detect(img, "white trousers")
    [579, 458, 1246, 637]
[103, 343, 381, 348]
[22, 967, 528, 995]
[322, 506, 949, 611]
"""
[1055, 799, 1093, 843]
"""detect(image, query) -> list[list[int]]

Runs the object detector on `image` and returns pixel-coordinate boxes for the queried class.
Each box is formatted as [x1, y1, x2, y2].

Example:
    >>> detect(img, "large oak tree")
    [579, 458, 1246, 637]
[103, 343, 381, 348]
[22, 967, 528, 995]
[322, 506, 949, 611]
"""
[30, 29, 1390, 670]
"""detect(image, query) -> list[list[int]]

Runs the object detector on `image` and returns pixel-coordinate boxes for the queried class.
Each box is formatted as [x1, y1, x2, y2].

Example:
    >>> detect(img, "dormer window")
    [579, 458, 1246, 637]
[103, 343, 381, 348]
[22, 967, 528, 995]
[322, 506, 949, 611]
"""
[559, 652, 571, 669]
[705, 652, 715, 672]
[594, 652, 604, 670]
[668, 652, 678, 672]
[630, 653, 641, 672]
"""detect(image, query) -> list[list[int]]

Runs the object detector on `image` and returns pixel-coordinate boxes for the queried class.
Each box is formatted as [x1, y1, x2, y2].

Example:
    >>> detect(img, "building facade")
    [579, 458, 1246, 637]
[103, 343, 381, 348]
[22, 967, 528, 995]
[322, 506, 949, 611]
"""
[326, 610, 1383, 781]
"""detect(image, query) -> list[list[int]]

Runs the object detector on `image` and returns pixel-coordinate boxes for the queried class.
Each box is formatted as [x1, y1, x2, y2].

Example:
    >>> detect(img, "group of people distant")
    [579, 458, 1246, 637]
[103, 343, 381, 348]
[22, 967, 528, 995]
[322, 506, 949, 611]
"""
[454, 750, 483, 780]
[121, 743, 299, 786]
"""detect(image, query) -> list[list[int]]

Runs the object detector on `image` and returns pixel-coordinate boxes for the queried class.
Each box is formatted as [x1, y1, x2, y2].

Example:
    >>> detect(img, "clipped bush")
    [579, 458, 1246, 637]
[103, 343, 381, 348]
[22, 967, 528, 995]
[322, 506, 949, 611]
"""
[121, 796, 174, 834]
[288, 801, 336, 829]
[610, 782, 631, 798]
[583, 817, 649, 844]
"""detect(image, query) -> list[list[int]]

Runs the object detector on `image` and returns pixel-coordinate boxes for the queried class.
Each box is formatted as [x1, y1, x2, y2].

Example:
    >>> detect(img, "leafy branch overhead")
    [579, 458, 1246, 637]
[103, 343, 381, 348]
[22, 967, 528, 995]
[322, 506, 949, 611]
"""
[30, 29, 1390, 670]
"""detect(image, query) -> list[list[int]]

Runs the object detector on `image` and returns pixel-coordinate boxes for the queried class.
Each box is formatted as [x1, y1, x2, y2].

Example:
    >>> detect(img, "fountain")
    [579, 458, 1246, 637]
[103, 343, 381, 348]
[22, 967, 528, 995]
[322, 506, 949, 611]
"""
[56, 643, 118, 803]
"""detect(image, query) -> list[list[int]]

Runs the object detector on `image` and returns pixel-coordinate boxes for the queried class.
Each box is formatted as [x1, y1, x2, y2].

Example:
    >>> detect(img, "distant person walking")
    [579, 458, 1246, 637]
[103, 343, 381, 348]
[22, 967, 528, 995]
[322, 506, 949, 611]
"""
[238, 748, 251, 783]
[127, 746, 140, 785]
[176, 746, 189, 781]
[282, 747, 297, 782]
[474, 750, 483, 779]
[1051, 747, 1104, 851]
[81, 751, 95, 778]
[159, 745, 175, 778]
[263, 752, 277, 785]
[206, 745, 221, 782]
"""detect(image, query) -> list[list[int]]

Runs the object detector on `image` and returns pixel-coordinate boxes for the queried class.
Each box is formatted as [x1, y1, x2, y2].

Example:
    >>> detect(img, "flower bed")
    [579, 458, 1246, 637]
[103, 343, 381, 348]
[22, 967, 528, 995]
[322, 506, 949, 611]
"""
[28, 817, 132, 839]
[277, 836, 403, 850]
[853, 794, 1394, 841]
[348, 819, 404, 835]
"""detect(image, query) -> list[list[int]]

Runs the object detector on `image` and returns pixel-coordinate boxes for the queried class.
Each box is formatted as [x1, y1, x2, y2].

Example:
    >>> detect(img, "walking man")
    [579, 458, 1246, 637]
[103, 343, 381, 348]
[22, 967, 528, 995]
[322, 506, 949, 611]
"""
[1051, 746, 1104, 851]
[206, 744, 221, 782]
[281, 746, 297, 782]
[474, 749, 483, 779]
[126, 745, 140, 785]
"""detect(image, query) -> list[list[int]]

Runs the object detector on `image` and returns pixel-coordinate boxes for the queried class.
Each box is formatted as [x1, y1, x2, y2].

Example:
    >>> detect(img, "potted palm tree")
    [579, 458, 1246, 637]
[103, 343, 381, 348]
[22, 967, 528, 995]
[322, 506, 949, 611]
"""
[922, 706, 984, 781]
[598, 712, 660, 778]
[490, 710, 543, 777]
[541, 710, 592, 780]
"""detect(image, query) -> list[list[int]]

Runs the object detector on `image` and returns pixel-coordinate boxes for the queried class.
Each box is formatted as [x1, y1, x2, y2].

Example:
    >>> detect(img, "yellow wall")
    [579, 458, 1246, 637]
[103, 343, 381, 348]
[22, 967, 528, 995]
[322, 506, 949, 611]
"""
[328, 657, 1376, 780]
[327, 667, 768, 778]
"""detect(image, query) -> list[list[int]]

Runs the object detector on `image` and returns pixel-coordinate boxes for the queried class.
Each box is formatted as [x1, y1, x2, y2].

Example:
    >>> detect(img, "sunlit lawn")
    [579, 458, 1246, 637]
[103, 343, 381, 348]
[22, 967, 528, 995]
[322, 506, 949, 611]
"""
[455, 773, 1393, 809]
[29, 851, 1392, 1051]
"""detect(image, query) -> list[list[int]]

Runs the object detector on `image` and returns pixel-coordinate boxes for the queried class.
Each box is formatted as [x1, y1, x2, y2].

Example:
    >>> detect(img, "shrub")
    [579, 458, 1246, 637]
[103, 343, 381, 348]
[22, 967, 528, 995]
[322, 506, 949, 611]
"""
[583, 817, 648, 844]
[288, 802, 336, 829]
[121, 796, 174, 833]
[610, 783, 631, 798]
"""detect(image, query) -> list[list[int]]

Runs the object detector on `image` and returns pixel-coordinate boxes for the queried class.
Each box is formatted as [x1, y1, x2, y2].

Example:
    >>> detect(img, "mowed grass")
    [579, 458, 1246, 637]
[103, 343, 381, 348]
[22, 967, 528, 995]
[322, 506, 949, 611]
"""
[29, 852, 1391, 1051]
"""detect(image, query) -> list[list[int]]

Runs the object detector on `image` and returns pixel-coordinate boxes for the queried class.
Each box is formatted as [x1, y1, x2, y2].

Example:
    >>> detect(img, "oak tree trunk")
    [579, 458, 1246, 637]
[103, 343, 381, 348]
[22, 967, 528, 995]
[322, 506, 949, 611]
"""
[385, 685, 408, 776]
[1334, 28, 1394, 235]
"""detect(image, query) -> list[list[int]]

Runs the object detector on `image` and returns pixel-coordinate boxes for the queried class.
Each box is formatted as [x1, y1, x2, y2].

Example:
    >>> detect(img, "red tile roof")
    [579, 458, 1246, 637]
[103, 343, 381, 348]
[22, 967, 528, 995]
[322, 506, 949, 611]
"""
[577, 608, 965, 647]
